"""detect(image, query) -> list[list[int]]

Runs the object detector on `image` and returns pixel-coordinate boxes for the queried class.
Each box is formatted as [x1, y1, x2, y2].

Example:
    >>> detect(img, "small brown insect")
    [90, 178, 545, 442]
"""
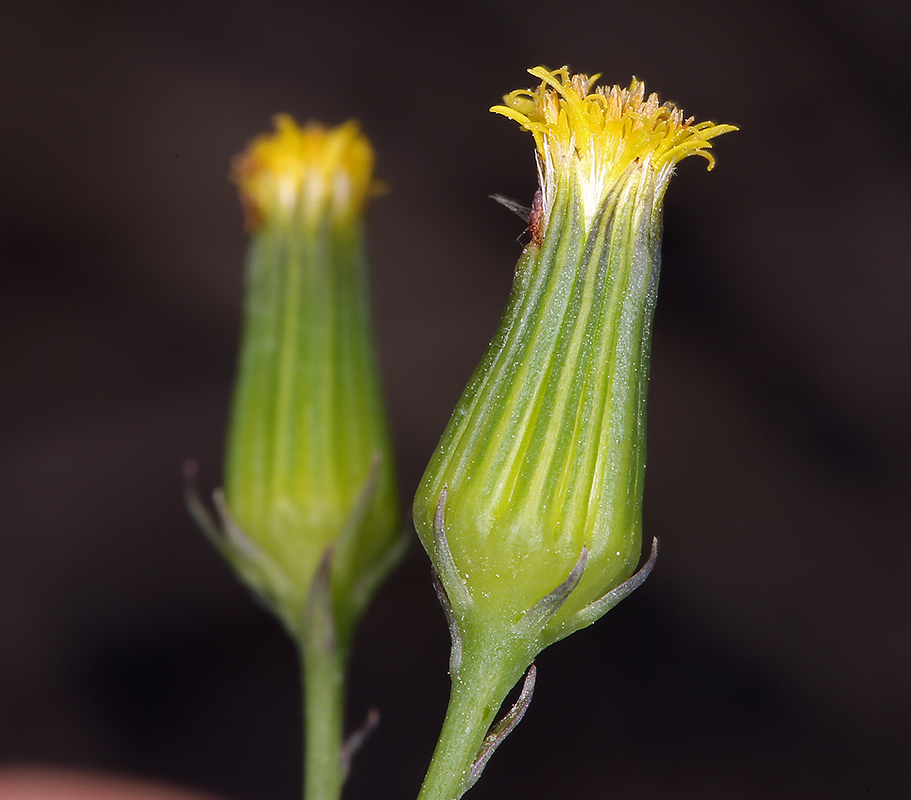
[490, 191, 544, 246]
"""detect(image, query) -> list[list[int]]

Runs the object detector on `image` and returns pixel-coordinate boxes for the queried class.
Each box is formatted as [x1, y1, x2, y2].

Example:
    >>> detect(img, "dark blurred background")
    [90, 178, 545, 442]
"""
[2, 0, 909, 798]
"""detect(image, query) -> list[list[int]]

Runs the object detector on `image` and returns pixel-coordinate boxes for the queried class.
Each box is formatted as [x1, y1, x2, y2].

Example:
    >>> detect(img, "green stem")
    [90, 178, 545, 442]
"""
[416, 648, 522, 800]
[299, 620, 348, 800]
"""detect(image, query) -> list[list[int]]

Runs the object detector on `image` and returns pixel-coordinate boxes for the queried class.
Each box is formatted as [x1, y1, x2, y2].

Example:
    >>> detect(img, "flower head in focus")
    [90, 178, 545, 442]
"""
[415, 67, 735, 661]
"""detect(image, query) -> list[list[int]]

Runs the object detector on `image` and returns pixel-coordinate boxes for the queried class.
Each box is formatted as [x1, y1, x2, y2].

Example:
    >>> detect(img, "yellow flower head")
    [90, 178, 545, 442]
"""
[491, 66, 737, 230]
[232, 115, 377, 231]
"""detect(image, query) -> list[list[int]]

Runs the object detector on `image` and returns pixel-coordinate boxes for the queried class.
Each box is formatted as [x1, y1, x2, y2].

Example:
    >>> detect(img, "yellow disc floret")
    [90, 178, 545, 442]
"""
[232, 115, 377, 231]
[491, 66, 737, 228]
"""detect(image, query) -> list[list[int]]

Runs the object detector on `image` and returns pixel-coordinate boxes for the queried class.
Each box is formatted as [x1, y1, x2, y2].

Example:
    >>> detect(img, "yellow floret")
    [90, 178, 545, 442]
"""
[491, 66, 737, 227]
[232, 115, 376, 231]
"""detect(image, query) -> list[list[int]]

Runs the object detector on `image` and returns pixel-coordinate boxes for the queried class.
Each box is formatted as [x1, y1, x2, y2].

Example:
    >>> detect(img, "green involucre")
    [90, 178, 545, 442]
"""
[224, 210, 400, 640]
[414, 162, 662, 642]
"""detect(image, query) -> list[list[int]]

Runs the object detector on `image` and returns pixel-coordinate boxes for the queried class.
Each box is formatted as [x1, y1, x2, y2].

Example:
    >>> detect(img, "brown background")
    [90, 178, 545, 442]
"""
[2, 0, 909, 798]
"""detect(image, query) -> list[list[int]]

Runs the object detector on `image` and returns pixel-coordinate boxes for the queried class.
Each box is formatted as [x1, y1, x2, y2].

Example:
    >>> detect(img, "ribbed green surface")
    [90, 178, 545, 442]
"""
[224, 211, 398, 636]
[415, 165, 663, 628]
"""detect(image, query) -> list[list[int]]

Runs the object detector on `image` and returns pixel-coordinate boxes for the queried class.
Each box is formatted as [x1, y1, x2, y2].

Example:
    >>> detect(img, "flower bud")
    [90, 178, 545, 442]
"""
[414, 68, 735, 649]
[193, 116, 401, 640]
